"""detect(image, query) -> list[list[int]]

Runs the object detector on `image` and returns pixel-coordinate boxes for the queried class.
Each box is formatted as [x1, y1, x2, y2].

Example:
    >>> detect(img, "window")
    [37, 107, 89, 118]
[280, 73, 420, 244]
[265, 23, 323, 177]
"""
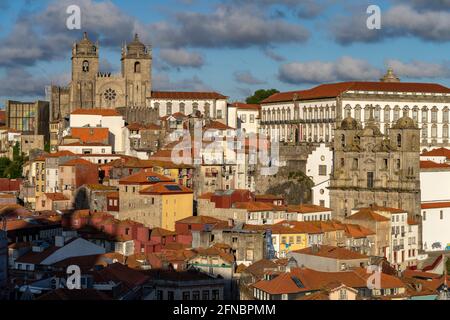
[422, 211, 426, 221]
[179, 103, 185, 114]
[156, 290, 163, 300]
[397, 134, 402, 147]
[353, 158, 358, 169]
[281, 236, 287, 244]
[319, 165, 327, 176]
[241, 114, 247, 122]
[166, 102, 172, 115]
[250, 114, 255, 123]
[212, 290, 220, 300]
[182, 291, 190, 300]
[340, 158, 345, 167]
[134, 61, 141, 73]
[339, 289, 348, 300]
[192, 291, 200, 300]
[431, 108, 438, 122]
[367, 172, 374, 189]
[440, 210, 444, 220]
[202, 290, 209, 300]
[82, 60, 89, 72]
[396, 159, 401, 170]
[216, 109, 223, 119]
[422, 109, 428, 123]
[341, 134, 345, 147]
[167, 291, 174, 300]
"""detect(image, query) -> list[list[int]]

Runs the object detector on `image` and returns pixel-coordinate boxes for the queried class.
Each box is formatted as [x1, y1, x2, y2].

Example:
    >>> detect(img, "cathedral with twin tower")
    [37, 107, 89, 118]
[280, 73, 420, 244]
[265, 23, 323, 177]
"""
[50, 32, 154, 122]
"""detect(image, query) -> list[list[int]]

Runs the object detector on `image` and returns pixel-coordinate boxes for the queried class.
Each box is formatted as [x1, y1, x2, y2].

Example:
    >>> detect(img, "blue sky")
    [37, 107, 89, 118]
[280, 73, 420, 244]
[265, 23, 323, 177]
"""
[0, 0, 449, 106]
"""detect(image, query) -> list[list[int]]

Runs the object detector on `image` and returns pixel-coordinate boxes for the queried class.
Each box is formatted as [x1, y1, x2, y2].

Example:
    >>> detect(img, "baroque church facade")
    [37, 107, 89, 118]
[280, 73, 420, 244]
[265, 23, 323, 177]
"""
[49, 33, 228, 125]
[329, 109, 421, 221]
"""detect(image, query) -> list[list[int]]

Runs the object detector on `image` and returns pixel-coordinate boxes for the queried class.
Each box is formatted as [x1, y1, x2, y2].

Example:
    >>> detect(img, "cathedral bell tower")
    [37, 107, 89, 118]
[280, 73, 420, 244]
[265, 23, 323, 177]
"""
[121, 33, 152, 108]
[71, 32, 99, 110]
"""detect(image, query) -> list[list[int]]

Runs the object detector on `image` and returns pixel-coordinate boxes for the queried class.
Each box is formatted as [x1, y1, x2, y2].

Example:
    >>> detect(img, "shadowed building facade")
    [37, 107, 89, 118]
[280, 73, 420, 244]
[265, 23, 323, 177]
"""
[329, 109, 421, 222]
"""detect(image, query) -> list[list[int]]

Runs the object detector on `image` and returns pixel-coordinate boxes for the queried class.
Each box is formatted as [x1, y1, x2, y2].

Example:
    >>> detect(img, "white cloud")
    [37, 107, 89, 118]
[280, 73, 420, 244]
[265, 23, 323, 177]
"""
[159, 49, 204, 68]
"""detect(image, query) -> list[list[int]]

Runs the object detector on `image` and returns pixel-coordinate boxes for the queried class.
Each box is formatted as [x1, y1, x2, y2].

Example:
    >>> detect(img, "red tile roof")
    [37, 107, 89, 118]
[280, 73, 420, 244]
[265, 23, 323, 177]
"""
[253, 267, 405, 295]
[203, 120, 234, 131]
[347, 208, 390, 222]
[293, 245, 369, 260]
[152, 91, 227, 100]
[46, 150, 76, 158]
[287, 204, 331, 214]
[262, 81, 450, 103]
[139, 182, 193, 195]
[44, 193, 69, 201]
[119, 169, 173, 185]
[60, 158, 96, 167]
[71, 127, 109, 144]
[421, 147, 450, 159]
[176, 215, 224, 224]
[421, 202, 450, 209]
[127, 122, 161, 131]
[71, 109, 121, 116]
[231, 102, 261, 110]
[420, 160, 450, 169]
[234, 201, 283, 212]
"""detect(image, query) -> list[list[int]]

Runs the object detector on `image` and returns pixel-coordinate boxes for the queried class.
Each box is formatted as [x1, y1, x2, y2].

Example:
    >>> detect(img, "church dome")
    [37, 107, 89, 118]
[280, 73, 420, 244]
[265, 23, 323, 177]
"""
[340, 116, 358, 130]
[393, 116, 417, 129]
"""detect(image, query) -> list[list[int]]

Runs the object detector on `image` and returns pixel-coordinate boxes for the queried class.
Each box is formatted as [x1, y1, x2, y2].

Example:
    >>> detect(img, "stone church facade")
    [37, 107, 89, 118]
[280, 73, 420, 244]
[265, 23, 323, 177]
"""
[329, 110, 421, 221]
[49, 33, 228, 126]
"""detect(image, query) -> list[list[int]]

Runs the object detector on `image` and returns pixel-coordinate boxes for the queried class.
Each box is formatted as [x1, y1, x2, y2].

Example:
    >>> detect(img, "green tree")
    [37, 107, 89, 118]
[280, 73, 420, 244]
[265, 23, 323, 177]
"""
[266, 170, 314, 205]
[44, 142, 51, 153]
[4, 142, 25, 179]
[246, 89, 279, 104]
[0, 157, 12, 178]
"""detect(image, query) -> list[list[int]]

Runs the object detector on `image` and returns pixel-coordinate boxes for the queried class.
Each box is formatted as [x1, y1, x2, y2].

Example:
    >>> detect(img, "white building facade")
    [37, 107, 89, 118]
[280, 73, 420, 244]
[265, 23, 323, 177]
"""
[260, 71, 450, 149]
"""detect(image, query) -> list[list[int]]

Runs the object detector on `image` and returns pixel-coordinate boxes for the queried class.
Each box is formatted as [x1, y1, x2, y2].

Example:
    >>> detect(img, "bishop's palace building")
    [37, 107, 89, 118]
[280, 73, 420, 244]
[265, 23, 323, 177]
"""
[49, 32, 228, 124]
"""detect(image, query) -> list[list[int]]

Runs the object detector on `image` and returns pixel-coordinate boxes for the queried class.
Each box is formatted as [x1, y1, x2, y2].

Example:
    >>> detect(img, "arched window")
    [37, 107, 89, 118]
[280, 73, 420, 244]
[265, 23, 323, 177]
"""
[443, 124, 449, 139]
[166, 102, 172, 115]
[192, 102, 199, 114]
[345, 105, 351, 118]
[431, 107, 438, 122]
[134, 61, 141, 73]
[412, 106, 419, 122]
[443, 107, 449, 123]
[384, 106, 390, 123]
[82, 60, 89, 72]
[397, 134, 402, 147]
[179, 102, 185, 114]
[431, 124, 438, 138]
[422, 124, 428, 138]
[422, 107, 428, 123]
[341, 134, 346, 147]
[393, 106, 400, 121]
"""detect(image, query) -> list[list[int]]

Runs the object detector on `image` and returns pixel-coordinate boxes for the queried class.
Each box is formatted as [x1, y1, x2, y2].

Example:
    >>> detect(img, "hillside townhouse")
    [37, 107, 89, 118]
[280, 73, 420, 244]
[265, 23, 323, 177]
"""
[58, 158, 99, 199]
[118, 169, 193, 230]
[227, 102, 261, 135]
[251, 266, 408, 300]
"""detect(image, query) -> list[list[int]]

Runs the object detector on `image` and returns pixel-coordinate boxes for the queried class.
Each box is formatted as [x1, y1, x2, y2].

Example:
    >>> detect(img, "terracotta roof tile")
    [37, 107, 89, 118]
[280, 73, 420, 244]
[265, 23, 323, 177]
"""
[420, 160, 450, 169]
[71, 109, 121, 116]
[287, 204, 331, 214]
[293, 245, 369, 260]
[347, 208, 390, 222]
[262, 81, 450, 103]
[119, 169, 173, 185]
[139, 182, 193, 195]
[60, 158, 97, 167]
[421, 147, 450, 159]
[71, 127, 109, 144]
[44, 193, 69, 201]
[231, 102, 261, 110]
[421, 202, 450, 209]
[152, 91, 227, 100]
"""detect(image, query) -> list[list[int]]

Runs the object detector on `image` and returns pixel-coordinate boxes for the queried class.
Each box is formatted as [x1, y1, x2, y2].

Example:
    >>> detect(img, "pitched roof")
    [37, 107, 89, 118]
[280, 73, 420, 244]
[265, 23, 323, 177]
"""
[421, 147, 450, 159]
[203, 120, 234, 131]
[421, 202, 450, 209]
[343, 224, 375, 239]
[152, 91, 227, 100]
[127, 122, 161, 131]
[231, 102, 261, 110]
[420, 160, 450, 169]
[71, 109, 121, 116]
[262, 81, 450, 103]
[60, 158, 96, 167]
[176, 215, 224, 224]
[37, 288, 110, 300]
[71, 127, 109, 143]
[118, 169, 173, 185]
[293, 245, 369, 260]
[287, 204, 331, 214]
[347, 208, 390, 222]
[253, 267, 405, 295]
[46, 150, 76, 158]
[369, 205, 406, 213]
[139, 182, 193, 195]
[150, 227, 178, 237]
[234, 201, 281, 212]
[44, 193, 69, 201]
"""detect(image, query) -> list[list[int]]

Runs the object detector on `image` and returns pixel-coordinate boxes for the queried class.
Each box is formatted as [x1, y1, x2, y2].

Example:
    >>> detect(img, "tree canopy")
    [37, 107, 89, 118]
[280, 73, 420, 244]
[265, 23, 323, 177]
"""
[245, 89, 279, 104]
